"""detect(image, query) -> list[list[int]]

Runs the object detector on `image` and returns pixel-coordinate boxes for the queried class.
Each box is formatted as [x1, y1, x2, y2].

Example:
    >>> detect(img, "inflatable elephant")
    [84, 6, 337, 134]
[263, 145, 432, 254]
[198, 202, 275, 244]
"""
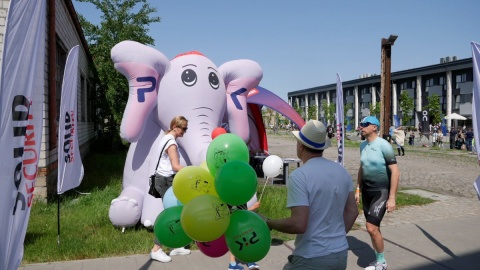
[108, 41, 263, 228]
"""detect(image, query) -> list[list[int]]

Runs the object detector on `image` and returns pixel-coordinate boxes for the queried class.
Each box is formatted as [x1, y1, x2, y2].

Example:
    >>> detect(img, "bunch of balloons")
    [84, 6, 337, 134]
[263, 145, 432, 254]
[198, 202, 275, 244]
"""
[153, 129, 271, 262]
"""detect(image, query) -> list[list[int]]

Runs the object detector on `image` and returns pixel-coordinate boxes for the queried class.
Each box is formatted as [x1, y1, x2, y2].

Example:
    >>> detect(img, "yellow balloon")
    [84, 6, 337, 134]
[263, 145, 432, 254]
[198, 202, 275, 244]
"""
[173, 166, 217, 204]
[199, 161, 209, 172]
[181, 195, 230, 242]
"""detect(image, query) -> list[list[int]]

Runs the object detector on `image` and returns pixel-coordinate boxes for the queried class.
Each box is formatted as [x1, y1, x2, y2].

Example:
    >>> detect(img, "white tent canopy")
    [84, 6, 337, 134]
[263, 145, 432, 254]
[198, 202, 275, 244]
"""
[444, 113, 467, 120]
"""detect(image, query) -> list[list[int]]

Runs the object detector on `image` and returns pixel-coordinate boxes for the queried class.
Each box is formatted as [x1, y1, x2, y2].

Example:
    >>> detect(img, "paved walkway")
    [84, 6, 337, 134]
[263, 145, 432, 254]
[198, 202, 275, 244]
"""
[19, 193, 480, 269]
[19, 133, 480, 269]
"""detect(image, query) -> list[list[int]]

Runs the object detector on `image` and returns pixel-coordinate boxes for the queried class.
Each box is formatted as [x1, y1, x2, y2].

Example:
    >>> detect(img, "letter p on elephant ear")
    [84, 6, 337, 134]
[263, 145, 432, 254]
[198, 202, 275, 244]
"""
[111, 40, 170, 142]
[219, 59, 263, 141]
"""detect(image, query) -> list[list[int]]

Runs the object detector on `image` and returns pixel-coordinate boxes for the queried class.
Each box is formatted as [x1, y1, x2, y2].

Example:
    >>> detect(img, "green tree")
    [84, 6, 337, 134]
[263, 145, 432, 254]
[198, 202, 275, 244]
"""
[369, 102, 380, 117]
[399, 91, 415, 126]
[344, 103, 353, 126]
[307, 105, 317, 121]
[77, 0, 160, 140]
[423, 94, 443, 125]
[293, 101, 304, 119]
[262, 107, 274, 128]
[321, 100, 335, 124]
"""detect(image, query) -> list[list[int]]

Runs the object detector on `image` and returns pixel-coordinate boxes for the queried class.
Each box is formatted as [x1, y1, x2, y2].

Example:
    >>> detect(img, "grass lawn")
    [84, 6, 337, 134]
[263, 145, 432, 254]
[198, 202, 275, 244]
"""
[23, 148, 433, 264]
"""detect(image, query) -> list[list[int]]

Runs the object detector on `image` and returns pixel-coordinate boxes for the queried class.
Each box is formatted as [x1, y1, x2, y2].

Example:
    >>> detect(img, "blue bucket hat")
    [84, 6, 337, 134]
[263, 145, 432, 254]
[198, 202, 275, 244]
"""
[361, 116, 380, 129]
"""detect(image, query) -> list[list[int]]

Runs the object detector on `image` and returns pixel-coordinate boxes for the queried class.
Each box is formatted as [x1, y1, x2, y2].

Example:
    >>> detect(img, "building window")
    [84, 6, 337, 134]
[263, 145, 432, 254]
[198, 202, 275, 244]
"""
[54, 39, 67, 148]
[439, 77, 445, 85]
[81, 75, 86, 122]
[456, 74, 466, 83]
[454, 95, 460, 109]
[460, 94, 472, 103]
[425, 78, 434, 87]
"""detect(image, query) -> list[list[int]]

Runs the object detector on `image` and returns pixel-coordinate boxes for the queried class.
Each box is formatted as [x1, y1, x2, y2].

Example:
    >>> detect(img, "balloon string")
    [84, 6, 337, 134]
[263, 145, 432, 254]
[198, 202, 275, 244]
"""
[259, 177, 271, 202]
[237, 205, 248, 210]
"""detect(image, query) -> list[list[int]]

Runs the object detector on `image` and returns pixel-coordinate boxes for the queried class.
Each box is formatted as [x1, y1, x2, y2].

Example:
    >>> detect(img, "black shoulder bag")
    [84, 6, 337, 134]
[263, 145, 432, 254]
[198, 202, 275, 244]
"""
[148, 139, 172, 198]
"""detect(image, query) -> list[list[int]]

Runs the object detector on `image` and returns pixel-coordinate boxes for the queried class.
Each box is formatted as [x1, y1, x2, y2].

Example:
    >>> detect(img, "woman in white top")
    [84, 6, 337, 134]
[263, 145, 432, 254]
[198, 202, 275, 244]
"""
[150, 116, 191, 263]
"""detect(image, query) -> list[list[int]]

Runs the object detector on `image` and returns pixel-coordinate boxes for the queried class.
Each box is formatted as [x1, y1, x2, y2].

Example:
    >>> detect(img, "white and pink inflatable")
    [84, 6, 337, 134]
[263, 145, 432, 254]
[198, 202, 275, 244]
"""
[108, 41, 263, 228]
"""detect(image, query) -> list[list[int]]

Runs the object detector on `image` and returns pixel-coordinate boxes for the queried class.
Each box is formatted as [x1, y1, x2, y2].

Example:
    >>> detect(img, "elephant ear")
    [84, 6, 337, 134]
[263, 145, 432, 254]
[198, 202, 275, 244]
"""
[219, 60, 263, 141]
[111, 40, 170, 142]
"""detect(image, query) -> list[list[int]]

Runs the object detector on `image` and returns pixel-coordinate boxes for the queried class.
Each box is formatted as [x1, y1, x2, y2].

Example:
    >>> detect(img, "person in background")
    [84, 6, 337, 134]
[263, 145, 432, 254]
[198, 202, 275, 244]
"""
[356, 116, 400, 270]
[150, 116, 191, 263]
[392, 126, 405, 156]
[449, 128, 458, 149]
[437, 129, 444, 148]
[432, 127, 438, 147]
[465, 128, 474, 152]
[456, 130, 465, 150]
[408, 132, 415, 146]
[327, 124, 335, 139]
[266, 120, 358, 270]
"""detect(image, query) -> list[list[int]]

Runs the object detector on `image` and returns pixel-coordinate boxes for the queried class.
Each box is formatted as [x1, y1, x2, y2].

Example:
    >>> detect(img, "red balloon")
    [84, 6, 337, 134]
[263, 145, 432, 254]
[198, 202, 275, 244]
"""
[211, 127, 227, 139]
[196, 235, 229, 258]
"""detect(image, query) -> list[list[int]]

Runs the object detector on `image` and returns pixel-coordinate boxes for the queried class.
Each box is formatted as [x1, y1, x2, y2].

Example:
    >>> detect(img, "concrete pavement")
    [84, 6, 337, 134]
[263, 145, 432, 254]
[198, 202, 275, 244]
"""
[19, 190, 480, 270]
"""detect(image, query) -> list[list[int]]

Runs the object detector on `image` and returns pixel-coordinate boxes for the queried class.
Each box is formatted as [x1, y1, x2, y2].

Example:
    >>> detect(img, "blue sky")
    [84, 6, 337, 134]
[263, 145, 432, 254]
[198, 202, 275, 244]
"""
[73, 0, 480, 101]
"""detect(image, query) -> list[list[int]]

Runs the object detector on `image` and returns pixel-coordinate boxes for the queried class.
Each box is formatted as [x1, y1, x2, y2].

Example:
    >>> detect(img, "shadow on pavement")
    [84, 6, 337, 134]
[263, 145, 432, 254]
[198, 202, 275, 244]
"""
[408, 250, 480, 270]
[347, 235, 375, 268]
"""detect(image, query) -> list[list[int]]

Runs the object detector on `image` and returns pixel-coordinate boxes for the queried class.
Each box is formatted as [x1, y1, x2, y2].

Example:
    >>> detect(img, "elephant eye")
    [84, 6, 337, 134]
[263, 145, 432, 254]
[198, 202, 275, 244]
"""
[209, 72, 219, 89]
[181, 69, 197, 87]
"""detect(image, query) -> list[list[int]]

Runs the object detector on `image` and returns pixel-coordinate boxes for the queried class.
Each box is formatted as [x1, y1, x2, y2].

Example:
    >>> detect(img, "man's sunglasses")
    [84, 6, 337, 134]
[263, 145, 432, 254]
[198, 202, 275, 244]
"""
[360, 122, 375, 128]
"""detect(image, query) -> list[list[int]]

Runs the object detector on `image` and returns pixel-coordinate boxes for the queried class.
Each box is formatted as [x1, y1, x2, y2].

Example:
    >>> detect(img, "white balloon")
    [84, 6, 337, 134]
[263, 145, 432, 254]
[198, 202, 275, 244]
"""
[262, 155, 283, 178]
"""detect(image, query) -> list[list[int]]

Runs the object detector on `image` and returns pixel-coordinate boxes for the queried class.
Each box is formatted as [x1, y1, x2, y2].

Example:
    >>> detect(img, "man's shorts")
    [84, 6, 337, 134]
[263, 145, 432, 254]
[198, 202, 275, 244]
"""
[283, 249, 347, 270]
[362, 189, 389, 226]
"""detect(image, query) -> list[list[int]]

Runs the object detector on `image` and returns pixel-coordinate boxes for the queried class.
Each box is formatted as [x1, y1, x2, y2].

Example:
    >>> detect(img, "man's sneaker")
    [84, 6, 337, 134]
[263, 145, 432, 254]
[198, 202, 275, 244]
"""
[169, 247, 191, 256]
[247, 262, 260, 269]
[150, 249, 171, 263]
[364, 261, 387, 270]
[228, 263, 244, 270]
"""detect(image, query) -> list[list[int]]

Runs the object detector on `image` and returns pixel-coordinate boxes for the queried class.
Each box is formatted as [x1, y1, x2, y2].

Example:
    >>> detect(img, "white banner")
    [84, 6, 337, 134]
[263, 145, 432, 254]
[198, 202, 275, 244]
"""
[0, 1, 47, 269]
[336, 73, 344, 166]
[471, 42, 480, 161]
[57, 45, 84, 194]
[471, 42, 480, 201]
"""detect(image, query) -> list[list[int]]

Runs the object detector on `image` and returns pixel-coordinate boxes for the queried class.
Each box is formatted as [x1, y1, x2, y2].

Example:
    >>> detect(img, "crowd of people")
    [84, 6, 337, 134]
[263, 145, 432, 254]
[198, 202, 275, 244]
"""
[358, 122, 476, 155]
[449, 126, 475, 152]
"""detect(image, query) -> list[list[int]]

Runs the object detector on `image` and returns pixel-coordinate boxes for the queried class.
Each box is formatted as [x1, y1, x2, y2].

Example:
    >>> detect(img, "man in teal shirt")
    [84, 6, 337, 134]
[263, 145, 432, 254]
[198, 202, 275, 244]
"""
[356, 116, 400, 270]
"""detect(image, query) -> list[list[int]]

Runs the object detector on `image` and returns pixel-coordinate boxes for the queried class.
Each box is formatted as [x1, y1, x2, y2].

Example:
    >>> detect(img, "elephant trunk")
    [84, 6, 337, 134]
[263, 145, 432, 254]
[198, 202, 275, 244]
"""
[177, 108, 223, 166]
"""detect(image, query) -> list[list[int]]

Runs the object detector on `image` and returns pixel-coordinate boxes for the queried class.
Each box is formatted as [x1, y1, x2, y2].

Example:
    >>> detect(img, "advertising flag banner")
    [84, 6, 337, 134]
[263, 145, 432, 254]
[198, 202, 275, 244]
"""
[416, 110, 430, 140]
[471, 41, 480, 201]
[57, 45, 84, 194]
[0, 1, 47, 269]
[336, 73, 344, 166]
[471, 42, 480, 161]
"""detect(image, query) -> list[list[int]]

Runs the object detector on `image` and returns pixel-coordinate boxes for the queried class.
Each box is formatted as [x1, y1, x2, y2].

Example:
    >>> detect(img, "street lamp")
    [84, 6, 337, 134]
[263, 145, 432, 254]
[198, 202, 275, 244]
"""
[380, 34, 398, 138]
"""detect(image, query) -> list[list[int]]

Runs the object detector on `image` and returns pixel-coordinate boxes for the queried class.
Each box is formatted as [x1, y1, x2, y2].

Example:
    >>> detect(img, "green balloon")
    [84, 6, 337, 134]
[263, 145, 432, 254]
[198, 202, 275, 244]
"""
[181, 194, 231, 242]
[206, 133, 249, 177]
[215, 160, 258, 206]
[225, 210, 271, 263]
[153, 206, 192, 248]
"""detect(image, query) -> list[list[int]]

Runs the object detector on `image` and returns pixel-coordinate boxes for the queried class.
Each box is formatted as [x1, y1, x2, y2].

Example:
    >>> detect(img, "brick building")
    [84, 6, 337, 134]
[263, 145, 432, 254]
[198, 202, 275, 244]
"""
[0, 0, 98, 199]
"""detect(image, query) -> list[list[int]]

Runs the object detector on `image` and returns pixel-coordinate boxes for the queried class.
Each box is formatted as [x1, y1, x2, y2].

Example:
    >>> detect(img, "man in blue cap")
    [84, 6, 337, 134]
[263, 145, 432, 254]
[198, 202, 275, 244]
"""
[356, 116, 400, 270]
